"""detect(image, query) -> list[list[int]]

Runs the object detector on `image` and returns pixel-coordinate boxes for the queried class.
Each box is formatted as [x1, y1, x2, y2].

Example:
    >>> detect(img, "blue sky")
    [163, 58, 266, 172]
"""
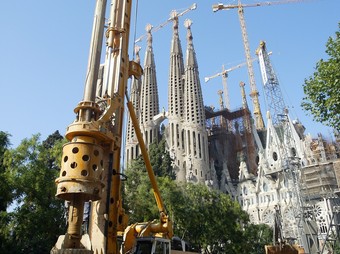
[0, 0, 339, 148]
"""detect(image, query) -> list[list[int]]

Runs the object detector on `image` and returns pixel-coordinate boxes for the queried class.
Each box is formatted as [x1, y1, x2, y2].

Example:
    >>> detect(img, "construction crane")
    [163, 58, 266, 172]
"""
[134, 3, 197, 44]
[212, 0, 305, 131]
[204, 54, 271, 111]
[257, 40, 319, 254]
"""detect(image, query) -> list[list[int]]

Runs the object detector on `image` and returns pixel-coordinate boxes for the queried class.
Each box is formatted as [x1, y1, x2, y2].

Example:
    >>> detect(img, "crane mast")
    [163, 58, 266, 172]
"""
[256, 41, 286, 127]
[217, 89, 227, 129]
[237, 3, 265, 131]
[221, 66, 231, 110]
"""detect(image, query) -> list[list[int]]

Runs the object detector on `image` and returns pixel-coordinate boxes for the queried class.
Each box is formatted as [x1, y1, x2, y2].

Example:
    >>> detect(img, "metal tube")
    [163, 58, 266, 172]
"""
[83, 0, 107, 120]
[126, 99, 165, 219]
[65, 197, 85, 248]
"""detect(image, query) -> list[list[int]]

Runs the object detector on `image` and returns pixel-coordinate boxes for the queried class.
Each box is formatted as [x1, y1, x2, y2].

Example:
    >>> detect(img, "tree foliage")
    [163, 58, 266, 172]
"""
[302, 23, 340, 131]
[128, 137, 175, 179]
[242, 223, 273, 254]
[0, 131, 66, 253]
[0, 131, 12, 251]
[0, 131, 12, 211]
[176, 183, 248, 253]
[149, 139, 175, 179]
[334, 241, 340, 254]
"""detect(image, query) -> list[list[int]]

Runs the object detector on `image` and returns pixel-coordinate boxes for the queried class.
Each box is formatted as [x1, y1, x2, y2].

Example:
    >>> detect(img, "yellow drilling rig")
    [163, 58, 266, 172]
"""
[50, 1, 196, 254]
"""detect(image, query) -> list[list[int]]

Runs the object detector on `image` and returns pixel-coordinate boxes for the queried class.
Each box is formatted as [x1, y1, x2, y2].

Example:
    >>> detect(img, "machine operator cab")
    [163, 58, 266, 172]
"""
[134, 237, 170, 254]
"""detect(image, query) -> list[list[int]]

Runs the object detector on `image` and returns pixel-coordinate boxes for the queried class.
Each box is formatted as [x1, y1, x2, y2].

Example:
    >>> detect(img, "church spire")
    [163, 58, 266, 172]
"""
[184, 19, 198, 69]
[183, 19, 205, 127]
[140, 24, 160, 147]
[168, 13, 185, 119]
[125, 45, 142, 165]
[182, 19, 210, 184]
[167, 12, 186, 181]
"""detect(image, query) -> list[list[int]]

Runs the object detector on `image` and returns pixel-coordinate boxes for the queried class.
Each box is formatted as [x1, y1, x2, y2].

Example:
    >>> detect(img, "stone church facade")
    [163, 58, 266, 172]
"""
[124, 17, 340, 253]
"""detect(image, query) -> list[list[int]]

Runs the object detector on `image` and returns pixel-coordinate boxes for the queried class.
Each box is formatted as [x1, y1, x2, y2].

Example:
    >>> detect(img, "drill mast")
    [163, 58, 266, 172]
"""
[52, 0, 140, 253]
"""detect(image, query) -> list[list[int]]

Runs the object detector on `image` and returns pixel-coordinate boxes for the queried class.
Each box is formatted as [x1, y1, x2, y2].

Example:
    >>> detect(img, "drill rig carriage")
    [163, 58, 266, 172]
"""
[50, 1, 180, 254]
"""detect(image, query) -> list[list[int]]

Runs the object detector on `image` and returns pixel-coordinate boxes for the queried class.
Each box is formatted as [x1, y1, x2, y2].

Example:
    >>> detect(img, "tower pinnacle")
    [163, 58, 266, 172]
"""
[146, 24, 153, 48]
[182, 19, 210, 184]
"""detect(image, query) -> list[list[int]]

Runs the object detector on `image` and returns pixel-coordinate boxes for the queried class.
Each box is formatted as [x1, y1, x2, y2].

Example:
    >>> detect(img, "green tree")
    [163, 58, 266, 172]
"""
[242, 223, 273, 254]
[123, 133, 175, 222]
[1, 132, 66, 254]
[334, 241, 340, 254]
[302, 23, 340, 131]
[128, 137, 174, 179]
[176, 183, 250, 254]
[123, 169, 157, 222]
[0, 131, 12, 211]
[0, 131, 13, 251]
[148, 139, 175, 179]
